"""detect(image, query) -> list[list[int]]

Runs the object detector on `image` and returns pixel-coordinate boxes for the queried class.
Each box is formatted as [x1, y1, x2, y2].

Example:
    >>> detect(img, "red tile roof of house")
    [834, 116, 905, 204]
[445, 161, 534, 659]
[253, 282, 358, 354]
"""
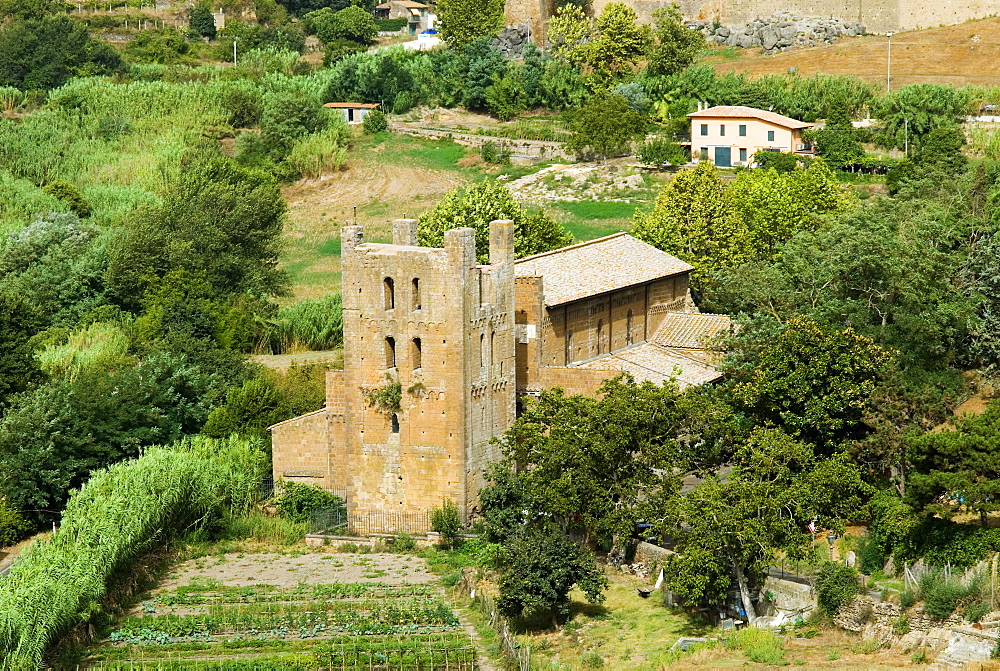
[324, 102, 380, 109]
[687, 105, 812, 130]
[577, 342, 723, 389]
[514, 233, 694, 307]
[652, 312, 732, 350]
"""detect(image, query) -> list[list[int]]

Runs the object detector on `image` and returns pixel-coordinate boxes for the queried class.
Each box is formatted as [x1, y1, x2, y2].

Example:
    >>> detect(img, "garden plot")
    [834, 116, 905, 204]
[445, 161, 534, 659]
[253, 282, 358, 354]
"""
[84, 551, 477, 670]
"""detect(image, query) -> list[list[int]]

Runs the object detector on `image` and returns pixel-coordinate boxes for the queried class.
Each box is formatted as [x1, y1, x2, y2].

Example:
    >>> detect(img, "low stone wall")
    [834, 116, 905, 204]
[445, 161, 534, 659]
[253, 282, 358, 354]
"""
[691, 13, 866, 54]
[761, 574, 815, 617]
[390, 124, 573, 161]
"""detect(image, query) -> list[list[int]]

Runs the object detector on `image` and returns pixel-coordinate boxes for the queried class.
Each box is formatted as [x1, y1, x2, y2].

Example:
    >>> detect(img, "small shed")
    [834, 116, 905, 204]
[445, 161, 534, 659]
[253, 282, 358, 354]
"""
[324, 102, 380, 125]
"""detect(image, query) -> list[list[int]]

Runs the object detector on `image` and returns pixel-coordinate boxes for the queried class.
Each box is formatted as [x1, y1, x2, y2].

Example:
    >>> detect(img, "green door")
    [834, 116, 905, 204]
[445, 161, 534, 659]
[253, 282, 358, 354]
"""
[714, 147, 732, 167]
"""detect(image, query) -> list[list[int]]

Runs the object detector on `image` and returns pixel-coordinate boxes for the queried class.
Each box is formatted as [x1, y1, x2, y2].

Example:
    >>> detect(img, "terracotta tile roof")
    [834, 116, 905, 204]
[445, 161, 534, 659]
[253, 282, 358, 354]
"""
[687, 106, 812, 130]
[324, 102, 380, 109]
[514, 233, 694, 307]
[395, 0, 428, 7]
[577, 342, 722, 390]
[652, 312, 732, 350]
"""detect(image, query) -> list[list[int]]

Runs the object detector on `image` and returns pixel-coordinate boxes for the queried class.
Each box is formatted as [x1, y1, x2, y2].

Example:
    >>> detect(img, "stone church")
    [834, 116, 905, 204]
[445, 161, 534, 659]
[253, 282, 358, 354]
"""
[270, 220, 730, 523]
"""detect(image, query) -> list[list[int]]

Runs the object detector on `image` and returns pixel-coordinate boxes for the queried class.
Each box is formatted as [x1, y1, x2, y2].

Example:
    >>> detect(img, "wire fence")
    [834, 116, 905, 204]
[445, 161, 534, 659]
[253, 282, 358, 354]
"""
[326, 644, 477, 670]
[310, 505, 432, 537]
[455, 572, 530, 671]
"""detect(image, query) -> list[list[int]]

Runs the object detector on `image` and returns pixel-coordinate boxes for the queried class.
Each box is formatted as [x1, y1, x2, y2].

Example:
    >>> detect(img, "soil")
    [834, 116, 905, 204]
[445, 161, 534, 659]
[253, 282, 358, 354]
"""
[156, 551, 438, 591]
[707, 17, 1000, 88]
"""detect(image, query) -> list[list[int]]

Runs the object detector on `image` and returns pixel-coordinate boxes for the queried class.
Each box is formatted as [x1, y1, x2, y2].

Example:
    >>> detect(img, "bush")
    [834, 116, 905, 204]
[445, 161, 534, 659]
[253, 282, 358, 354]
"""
[638, 137, 687, 167]
[900, 589, 917, 610]
[0, 499, 27, 547]
[966, 600, 991, 623]
[816, 563, 860, 617]
[480, 141, 511, 165]
[392, 532, 417, 552]
[892, 614, 910, 635]
[41, 180, 90, 218]
[271, 293, 344, 352]
[286, 126, 349, 179]
[580, 651, 604, 668]
[431, 498, 463, 546]
[274, 481, 345, 523]
[723, 628, 785, 665]
[362, 107, 388, 134]
[375, 17, 407, 32]
[189, 1, 217, 40]
[919, 573, 964, 619]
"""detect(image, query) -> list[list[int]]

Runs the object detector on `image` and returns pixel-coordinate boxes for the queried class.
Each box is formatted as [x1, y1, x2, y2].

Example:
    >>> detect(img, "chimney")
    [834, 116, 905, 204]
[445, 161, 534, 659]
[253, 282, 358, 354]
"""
[392, 218, 419, 246]
[488, 219, 514, 266]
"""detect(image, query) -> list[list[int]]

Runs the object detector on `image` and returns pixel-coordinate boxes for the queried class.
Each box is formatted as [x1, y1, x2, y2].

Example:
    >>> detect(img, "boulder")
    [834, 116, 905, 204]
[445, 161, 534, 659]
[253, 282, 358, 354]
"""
[762, 25, 779, 50]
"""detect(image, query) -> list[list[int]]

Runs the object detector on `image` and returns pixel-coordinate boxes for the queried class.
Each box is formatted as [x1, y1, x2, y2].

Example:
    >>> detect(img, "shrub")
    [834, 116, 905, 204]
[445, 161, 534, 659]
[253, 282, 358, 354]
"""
[41, 180, 90, 218]
[0, 499, 27, 547]
[271, 293, 344, 353]
[892, 614, 910, 635]
[816, 563, 860, 617]
[189, 1, 217, 40]
[431, 499, 463, 546]
[286, 126, 349, 179]
[920, 573, 964, 619]
[900, 589, 917, 610]
[966, 600, 991, 623]
[480, 141, 511, 165]
[638, 137, 687, 167]
[724, 628, 785, 665]
[274, 481, 345, 523]
[362, 108, 388, 134]
[850, 639, 885, 654]
[392, 532, 417, 552]
[580, 651, 604, 668]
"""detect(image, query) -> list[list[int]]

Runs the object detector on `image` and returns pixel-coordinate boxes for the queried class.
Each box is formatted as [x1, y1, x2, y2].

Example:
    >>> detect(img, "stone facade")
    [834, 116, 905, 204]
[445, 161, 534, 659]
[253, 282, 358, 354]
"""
[514, 0, 1000, 38]
[271, 224, 727, 523]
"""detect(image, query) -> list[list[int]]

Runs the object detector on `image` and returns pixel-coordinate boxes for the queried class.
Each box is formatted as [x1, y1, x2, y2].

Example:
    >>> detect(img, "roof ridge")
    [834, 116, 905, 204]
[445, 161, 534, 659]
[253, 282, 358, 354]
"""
[513, 231, 627, 263]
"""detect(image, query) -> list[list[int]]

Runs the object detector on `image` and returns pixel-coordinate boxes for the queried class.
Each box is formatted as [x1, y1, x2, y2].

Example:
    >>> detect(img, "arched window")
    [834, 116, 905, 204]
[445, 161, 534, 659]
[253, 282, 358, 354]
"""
[385, 336, 396, 368]
[490, 331, 496, 367]
[412, 338, 422, 370]
[391, 414, 400, 434]
[383, 277, 395, 310]
[565, 329, 574, 365]
[480, 333, 486, 370]
[412, 278, 421, 310]
[625, 310, 633, 345]
[596, 320, 604, 355]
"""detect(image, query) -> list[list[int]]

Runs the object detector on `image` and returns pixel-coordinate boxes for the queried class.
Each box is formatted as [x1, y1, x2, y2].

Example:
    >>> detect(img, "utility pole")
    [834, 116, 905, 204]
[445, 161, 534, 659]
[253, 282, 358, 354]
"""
[886, 32, 894, 92]
[904, 118, 909, 157]
[233, 37, 238, 66]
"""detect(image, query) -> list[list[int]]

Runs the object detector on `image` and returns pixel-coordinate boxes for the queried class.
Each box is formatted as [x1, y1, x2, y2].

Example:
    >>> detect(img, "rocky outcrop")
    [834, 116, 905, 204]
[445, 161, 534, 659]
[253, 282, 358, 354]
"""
[689, 13, 866, 54]
[493, 24, 531, 59]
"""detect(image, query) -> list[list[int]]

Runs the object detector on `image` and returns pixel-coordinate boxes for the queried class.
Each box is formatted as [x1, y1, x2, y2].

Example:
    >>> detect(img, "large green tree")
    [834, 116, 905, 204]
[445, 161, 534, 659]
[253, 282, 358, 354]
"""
[0, 292, 43, 412]
[436, 0, 504, 49]
[645, 4, 704, 77]
[726, 316, 892, 448]
[906, 402, 1000, 526]
[106, 151, 288, 307]
[417, 181, 572, 263]
[566, 91, 647, 161]
[665, 429, 871, 620]
[0, 15, 122, 90]
[588, 2, 651, 81]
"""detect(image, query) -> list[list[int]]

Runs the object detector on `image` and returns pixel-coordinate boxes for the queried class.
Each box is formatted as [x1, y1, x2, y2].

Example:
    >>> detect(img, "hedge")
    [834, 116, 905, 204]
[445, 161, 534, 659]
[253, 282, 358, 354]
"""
[0, 436, 266, 670]
[376, 18, 408, 32]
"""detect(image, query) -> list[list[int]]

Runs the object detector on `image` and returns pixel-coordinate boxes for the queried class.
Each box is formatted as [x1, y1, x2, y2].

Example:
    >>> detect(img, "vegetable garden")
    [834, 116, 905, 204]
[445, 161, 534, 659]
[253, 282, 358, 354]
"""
[83, 564, 478, 669]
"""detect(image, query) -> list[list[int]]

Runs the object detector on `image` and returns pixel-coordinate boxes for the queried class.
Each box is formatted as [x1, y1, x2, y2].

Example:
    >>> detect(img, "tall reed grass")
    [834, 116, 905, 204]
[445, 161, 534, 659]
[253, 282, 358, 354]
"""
[0, 436, 266, 670]
[271, 293, 344, 353]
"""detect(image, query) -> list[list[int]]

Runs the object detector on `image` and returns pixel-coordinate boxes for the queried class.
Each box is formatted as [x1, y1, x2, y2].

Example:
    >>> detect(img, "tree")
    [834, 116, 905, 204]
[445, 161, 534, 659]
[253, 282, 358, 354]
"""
[906, 402, 1000, 526]
[275, 0, 374, 18]
[0, 292, 43, 412]
[664, 429, 870, 620]
[189, 1, 217, 40]
[915, 125, 967, 174]
[106, 151, 288, 307]
[436, 0, 504, 49]
[495, 376, 689, 541]
[875, 83, 970, 151]
[545, 4, 593, 67]
[566, 91, 647, 161]
[260, 88, 330, 157]
[588, 2, 651, 81]
[631, 161, 747, 283]
[0, 15, 122, 90]
[497, 524, 609, 628]
[418, 181, 572, 263]
[123, 29, 193, 65]
[485, 70, 528, 121]
[638, 136, 689, 167]
[806, 104, 864, 169]
[462, 38, 507, 111]
[726, 316, 892, 448]
[0, 352, 215, 526]
[430, 499, 463, 547]
[645, 4, 704, 77]
[304, 5, 377, 45]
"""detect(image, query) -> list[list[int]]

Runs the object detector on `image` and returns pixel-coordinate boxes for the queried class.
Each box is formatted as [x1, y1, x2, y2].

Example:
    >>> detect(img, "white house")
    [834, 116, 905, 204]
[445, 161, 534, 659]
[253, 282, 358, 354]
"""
[687, 105, 814, 167]
[375, 0, 431, 35]
[324, 102, 380, 125]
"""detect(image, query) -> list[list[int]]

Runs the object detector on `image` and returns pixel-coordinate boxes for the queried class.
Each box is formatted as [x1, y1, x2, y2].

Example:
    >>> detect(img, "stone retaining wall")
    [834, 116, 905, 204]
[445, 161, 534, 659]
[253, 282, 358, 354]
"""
[691, 13, 865, 54]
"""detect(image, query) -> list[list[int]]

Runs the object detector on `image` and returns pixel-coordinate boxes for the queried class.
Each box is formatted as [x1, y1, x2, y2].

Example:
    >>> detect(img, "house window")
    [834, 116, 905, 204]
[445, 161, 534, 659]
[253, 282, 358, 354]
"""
[700, 124, 708, 136]
[412, 338, 421, 370]
[412, 278, 421, 310]
[739, 124, 747, 136]
[700, 148, 708, 161]
[480, 333, 486, 370]
[720, 125, 726, 137]
[625, 310, 634, 345]
[767, 130, 775, 142]
[739, 148, 747, 162]
[490, 331, 495, 367]
[596, 320, 604, 355]
[565, 329, 574, 365]
[391, 414, 399, 434]
[383, 277, 395, 310]
[385, 336, 396, 368]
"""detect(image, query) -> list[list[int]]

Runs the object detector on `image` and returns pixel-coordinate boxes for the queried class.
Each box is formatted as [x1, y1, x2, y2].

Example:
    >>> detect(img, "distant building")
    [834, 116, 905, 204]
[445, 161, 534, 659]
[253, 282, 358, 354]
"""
[323, 102, 379, 125]
[687, 105, 813, 167]
[270, 222, 730, 527]
[375, 0, 432, 35]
